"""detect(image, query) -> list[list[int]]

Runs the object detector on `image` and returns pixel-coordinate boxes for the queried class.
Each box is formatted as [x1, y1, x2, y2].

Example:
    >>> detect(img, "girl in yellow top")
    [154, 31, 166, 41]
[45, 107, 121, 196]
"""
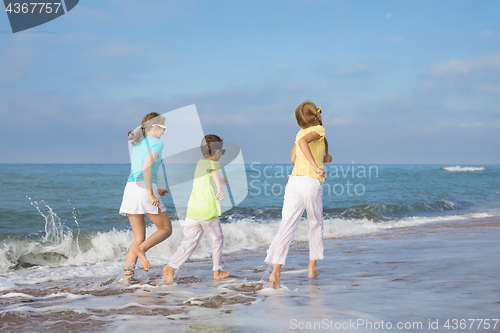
[265, 101, 332, 289]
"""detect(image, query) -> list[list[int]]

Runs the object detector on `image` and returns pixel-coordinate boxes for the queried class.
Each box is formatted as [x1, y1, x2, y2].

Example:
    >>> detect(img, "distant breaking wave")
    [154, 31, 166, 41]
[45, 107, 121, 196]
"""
[442, 165, 485, 172]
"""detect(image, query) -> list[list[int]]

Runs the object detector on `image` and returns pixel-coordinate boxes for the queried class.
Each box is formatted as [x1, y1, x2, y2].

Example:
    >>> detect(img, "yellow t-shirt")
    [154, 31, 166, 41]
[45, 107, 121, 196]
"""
[290, 125, 326, 182]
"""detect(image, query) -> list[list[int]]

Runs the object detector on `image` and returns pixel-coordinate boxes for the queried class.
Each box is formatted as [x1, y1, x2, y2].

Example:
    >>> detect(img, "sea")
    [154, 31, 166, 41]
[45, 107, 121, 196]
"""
[1, 164, 499, 332]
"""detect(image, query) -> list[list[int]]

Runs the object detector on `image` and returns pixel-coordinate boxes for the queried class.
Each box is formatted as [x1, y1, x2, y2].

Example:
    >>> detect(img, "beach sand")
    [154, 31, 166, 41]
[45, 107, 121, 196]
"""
[1, 216, 499, 332]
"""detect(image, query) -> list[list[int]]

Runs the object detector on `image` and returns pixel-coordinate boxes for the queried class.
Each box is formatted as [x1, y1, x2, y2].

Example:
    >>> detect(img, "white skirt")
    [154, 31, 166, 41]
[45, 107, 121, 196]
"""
[119, 181, 167, 216]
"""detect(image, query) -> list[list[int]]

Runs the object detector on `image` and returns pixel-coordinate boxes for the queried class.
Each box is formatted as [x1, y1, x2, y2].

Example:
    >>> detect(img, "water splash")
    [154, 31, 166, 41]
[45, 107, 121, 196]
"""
[68, 199, 82, 254]
[30, 200, 72, 245]
[0, 199, 77, 271]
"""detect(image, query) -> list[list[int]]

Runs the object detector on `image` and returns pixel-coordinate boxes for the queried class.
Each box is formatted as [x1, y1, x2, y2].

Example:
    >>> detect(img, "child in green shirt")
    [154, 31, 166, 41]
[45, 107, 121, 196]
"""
[163, 134, 231, 283]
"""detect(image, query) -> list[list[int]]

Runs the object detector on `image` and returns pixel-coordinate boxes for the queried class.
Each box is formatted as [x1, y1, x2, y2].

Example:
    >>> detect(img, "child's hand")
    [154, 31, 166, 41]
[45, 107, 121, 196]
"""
[313, 166, 326, 178]
[215, 189, 225, 201]
[221, 177, 228, 185]
[323, 154, 332, 164]
[158, 189, 169, 196]
[148, 193, 160, 207]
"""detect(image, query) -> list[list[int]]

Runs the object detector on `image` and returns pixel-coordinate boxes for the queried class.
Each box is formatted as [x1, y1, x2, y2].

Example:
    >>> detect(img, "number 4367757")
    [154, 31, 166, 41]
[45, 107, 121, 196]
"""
[5, 3, 62, 14]
[444, 319, 499, 330]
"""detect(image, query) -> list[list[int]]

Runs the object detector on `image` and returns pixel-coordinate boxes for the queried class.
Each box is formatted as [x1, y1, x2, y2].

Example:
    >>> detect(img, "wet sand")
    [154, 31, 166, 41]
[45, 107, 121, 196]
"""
[1, 216, 499, 332]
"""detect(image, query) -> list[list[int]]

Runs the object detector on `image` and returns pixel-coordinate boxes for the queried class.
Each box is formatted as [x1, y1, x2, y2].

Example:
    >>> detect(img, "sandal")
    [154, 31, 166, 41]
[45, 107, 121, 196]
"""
[123, 263, 135, 278]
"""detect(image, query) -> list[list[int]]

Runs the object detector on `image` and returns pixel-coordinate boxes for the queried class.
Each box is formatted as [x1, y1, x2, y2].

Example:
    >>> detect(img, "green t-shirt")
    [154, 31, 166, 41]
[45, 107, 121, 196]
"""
[186, 159, 222, 221]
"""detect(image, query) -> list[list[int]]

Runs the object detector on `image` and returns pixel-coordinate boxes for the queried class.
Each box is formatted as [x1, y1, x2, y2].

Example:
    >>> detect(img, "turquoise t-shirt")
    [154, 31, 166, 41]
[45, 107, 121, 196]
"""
[186, 159, 222, 220]
[127, 137, 164, 184]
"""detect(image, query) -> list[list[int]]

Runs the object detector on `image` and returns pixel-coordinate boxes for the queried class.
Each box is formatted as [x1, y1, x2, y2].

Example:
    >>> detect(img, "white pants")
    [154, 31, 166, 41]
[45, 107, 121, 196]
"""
[265, 176, 324, 266]
[168, 217, 224, 271]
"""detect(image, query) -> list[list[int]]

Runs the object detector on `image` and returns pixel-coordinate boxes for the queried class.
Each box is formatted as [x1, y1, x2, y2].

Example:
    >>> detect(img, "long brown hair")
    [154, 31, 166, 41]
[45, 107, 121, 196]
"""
[128, 112, 166, 146]
[295, 101, 322, 129]
[295, 101, 329, 156]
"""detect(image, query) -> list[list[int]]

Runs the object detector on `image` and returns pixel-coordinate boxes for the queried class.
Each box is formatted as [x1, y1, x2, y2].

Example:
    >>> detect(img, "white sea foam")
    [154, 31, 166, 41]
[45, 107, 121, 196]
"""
[0, 292, 34, 298]
[0, 204, 498, 292]
[443, 165, 486, 172]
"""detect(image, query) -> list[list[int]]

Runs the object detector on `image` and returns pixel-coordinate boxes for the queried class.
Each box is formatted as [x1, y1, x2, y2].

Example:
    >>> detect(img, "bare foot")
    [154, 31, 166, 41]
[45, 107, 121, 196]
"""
[133, 247, 150, 271]
[269, 272, 280, 289]
[162, 266, 175, 284]
[308, 269, 320, 279]
[214, 270, 230, 280]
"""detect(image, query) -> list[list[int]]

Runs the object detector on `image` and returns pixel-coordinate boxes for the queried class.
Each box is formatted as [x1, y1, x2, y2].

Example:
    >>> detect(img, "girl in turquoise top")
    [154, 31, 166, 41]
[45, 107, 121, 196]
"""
[119, 112, 172, 279]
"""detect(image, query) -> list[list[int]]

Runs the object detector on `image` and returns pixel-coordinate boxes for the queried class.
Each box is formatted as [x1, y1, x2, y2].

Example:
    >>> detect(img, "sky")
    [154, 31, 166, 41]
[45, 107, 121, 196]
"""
[0, 0, 499, 164]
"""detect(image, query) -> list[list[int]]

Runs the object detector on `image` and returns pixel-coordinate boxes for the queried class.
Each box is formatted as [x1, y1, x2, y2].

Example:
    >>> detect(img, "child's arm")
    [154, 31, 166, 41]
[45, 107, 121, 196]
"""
[290, 144, 296, 164]
[323, 137, 332, 164]
[211, 169, 225, 201]
[297, 132, 326, 178]
[142, 151, 160, 206]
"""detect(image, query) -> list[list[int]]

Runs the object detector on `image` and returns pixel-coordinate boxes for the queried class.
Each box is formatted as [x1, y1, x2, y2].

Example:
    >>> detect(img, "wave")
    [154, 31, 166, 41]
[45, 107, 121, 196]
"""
[330, 200, 463, 221]
[442, 165, 486, 172]
[224, 199, 466, 222]
[0, 203, 495, 274]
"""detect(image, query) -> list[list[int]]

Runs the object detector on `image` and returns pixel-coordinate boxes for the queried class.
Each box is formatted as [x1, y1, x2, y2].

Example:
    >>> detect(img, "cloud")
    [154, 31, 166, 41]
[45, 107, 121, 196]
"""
[430, 52, 500, 76]
[86, 69, 131, 81]
[107, 0, 192, 19]
[324, 115, 363, 127]
[425, 121, 500, 131]
[478, 30, 493, 39]
[59, 32, 98, 43]
[68, 5, 115, 23]
[477, 85, 500, 92]
[83, 42, 137, 58]
[387, 36, 405, 43]
[457, 122, 500, 128]
[148, 50, 177, 63]
[385, 94, 414, 109]
[284, 82, 328, 92]
[337, 64, 376, 75]
[0, 46, 34, 82]
[458, 122, 484, 128]
[200, 113, 257, 126]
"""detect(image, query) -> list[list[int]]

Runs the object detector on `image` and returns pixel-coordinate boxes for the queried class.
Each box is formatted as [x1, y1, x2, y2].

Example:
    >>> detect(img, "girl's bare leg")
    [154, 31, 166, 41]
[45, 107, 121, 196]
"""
[125, 214, 147, 276]
[133, 209, 172, 271]
[308, 260, 320, 279]
[269, 264, 282, 289]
